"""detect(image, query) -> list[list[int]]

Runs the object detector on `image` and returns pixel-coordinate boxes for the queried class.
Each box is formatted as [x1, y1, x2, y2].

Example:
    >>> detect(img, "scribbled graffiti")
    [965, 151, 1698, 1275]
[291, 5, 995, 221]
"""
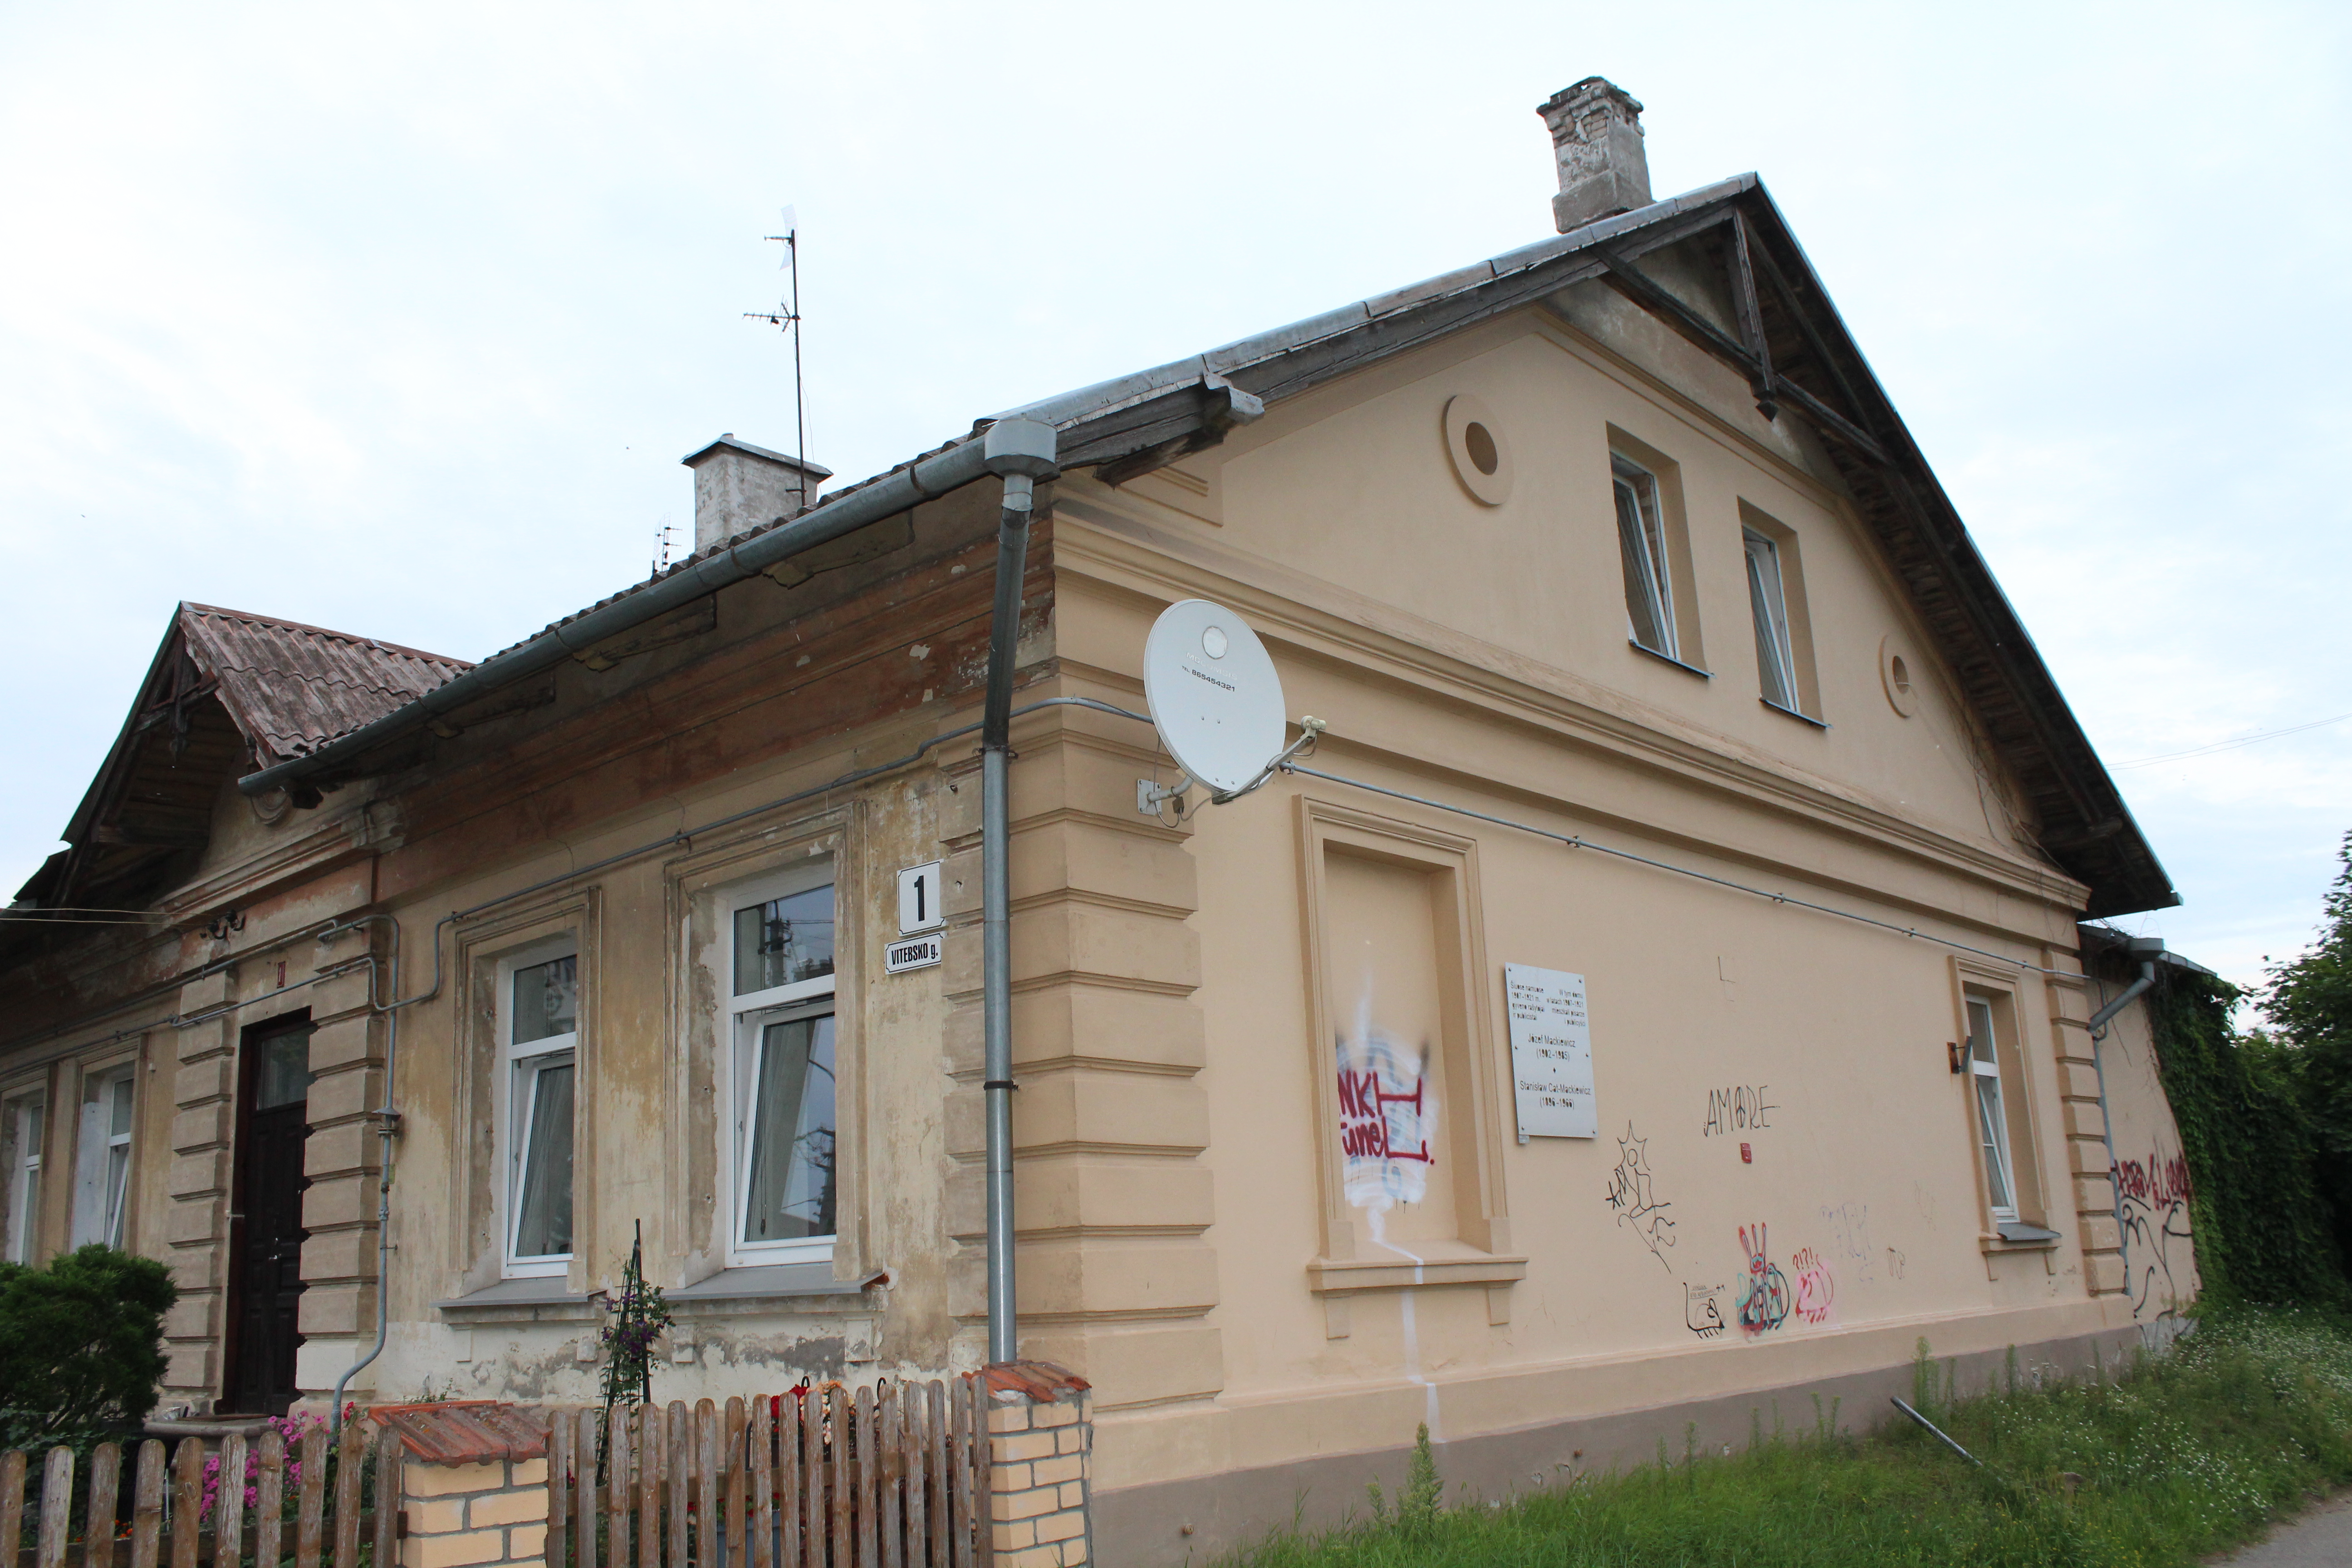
[1335, 1010, 1434, 1213]
[1886, 1247, 1907, 1280]
[1684, 1282, 1726, 1338]
[1735, 1223, 1790, 1335]
[2114, 1144, 2198, 1323]
[1791, 1247, 1836, 1324]
[1605, 1123, 1677, 1270]
[1818, 1201, 1878, 1284]
[1703, 1085, 1778, 1138]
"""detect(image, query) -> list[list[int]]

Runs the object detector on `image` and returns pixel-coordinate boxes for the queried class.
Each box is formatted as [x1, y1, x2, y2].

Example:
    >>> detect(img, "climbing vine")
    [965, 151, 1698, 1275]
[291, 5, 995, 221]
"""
[2147, 967, 2346, 1306]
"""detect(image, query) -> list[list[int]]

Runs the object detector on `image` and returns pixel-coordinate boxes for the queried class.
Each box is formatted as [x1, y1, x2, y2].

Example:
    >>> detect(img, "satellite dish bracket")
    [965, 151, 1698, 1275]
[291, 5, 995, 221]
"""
[1136, 717, 1324, 819]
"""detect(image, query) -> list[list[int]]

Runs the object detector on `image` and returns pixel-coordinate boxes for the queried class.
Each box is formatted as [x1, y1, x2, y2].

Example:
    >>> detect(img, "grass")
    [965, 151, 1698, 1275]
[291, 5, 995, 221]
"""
[1219, 1307, 2352, 1567]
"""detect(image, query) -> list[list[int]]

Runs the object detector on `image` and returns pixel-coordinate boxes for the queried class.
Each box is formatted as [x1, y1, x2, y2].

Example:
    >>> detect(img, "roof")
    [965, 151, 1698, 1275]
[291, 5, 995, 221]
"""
[180, 602, 472, 764]
[10, 604, 467, 912]
[235, 173, 2174, 917]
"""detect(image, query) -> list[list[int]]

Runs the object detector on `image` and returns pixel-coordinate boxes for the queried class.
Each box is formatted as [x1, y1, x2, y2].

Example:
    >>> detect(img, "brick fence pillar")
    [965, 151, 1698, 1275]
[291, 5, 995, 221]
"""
[371, 1403, 552, 1568]
[984, 1362, 1093, 1568]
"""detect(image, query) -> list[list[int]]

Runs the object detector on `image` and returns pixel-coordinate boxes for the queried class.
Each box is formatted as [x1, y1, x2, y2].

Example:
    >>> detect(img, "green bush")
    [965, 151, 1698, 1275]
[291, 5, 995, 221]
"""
[0, 1244, 178, 1445]
[2149, 966, 2347, 1306]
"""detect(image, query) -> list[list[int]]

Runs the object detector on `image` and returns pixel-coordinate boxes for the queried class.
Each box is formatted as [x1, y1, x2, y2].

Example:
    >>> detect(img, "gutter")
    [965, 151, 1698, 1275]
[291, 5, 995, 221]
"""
[238, 435, 1005, 798]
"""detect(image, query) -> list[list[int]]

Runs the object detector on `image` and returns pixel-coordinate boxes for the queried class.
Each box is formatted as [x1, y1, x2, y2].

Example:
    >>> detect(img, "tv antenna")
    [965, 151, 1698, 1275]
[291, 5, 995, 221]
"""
[746, 205, 809, 507]
[1137, 599, 1322, 818]
[651, 519, 679, 578]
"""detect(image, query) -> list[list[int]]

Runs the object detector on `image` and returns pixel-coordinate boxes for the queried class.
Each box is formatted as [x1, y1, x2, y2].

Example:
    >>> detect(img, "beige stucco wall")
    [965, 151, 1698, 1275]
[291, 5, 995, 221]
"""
[1035, 298, 2153, 1521]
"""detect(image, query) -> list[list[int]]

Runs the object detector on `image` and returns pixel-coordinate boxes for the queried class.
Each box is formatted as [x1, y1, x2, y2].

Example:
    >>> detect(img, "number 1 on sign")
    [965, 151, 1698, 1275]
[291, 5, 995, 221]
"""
[898, 861, 945, 936]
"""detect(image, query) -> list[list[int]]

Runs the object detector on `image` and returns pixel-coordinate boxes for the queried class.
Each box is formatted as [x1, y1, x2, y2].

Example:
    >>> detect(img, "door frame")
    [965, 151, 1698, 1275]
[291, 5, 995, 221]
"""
[220, 1009, 311, 1414]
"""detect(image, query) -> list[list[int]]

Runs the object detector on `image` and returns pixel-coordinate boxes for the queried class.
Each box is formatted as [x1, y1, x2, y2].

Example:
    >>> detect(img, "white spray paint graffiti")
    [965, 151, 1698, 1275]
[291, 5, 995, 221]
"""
[1337, 991, 1442, 1436]
[1335, 993, 1436, 1214]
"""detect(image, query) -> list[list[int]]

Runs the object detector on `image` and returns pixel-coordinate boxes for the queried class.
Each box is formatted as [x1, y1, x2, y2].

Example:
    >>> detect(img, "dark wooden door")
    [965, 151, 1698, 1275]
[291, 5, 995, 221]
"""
[226, 1021, 312, 1415]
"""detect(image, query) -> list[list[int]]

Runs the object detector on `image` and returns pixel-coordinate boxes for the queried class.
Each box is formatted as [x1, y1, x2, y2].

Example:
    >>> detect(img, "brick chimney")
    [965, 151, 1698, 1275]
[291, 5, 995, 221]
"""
[681, 435, 833, 553]
[1537, 78, 1651, 233]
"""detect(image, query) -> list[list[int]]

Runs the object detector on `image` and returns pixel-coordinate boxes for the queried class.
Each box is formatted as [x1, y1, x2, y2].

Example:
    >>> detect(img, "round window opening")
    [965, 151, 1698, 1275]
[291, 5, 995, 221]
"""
[1878, 637, 1920, 717]
[1464, 421, 1499, 476]
[1441, 394, 1514, 506]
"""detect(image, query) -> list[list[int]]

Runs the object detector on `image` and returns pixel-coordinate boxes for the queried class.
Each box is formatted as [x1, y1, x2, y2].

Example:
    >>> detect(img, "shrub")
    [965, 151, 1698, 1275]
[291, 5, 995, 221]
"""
[0, 1244, 178, 1443]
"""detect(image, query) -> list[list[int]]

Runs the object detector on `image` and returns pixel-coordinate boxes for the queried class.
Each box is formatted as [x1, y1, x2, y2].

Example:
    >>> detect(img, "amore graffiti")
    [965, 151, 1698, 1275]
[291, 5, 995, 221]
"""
[1703, 1084, 1778, 1138]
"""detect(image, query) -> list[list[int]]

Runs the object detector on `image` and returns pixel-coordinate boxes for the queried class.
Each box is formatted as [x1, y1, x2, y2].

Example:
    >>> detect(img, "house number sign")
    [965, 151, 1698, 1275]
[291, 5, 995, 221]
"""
[1505, 963, 1596, 1139]
[885, 862, 946, 975]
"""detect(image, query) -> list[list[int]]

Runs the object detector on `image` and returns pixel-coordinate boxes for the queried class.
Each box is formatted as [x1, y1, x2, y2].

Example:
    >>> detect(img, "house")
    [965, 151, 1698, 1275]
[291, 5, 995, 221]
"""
[0, 77, 2200, 1561]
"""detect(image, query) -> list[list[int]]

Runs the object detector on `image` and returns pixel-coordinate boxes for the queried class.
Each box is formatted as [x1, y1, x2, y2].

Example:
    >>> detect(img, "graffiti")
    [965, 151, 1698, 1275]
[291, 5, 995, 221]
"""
[1791, 1247, 1836, 1324]
[1735, 1223, 1790, 1335]
[1703, 1085, 1778, 1138]
[2113, 1148, 2192, 1211]
[1604, 1123, 1677, 1270]
[2114, 1144, 2198, 1323]
[1335, 1014, 1434, 1213]
[1818, 1201, 1878, 1284]
[1684, 1283, 1726, 1338]
[1886, 1247, 1907, 1280]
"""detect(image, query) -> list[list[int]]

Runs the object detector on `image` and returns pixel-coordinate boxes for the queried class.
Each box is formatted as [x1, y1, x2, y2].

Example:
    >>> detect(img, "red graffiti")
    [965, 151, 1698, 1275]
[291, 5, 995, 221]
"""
[1337, 1067, 1433, 1163]
[1792, 1247, 1836, 1325]
[2112, 1149, 2192, 1210]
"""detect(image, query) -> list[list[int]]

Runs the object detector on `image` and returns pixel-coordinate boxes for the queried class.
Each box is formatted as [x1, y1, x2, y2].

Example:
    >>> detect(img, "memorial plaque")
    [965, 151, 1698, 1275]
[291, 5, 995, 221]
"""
[1505, 963, 1595, 1138]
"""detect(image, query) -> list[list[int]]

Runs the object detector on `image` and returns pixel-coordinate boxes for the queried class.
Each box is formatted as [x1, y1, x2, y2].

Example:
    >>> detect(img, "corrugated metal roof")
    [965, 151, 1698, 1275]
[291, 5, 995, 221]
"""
[178, 602, 470, 764]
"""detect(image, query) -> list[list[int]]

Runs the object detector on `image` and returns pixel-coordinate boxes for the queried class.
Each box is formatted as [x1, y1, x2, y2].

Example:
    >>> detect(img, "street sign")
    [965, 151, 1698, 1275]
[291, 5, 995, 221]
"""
[884, 934, 942, 974]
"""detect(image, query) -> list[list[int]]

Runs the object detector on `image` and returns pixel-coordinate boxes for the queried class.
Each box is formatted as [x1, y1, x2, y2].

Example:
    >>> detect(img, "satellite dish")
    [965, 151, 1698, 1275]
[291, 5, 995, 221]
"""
[1143, 600, 1288, 796]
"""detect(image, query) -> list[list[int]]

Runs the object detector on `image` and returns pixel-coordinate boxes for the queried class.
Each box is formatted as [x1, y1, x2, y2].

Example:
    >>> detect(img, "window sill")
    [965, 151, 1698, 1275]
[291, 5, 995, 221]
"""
[435, 1276, 597, 1324]
[1761, 698, 1829, 730]
[1307, 1253, 1526, 1295]
[1980, 1224, 2062, 1278]
[1629, 641, 1712, 680]
[666, 1262, 890, 1318]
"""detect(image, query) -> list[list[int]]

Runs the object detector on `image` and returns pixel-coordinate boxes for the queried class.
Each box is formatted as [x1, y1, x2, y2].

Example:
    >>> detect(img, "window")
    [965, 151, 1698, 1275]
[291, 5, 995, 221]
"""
[1966, 995, 2017, 1223]
[71, 1066, 136, 1249]
[500, 946, 577, 1276]
[1612, 455, 1677, 657]
[1743, 526, 1799, 710]
[725, 872, 838, 1264]
[4, 1094, 41, 1264]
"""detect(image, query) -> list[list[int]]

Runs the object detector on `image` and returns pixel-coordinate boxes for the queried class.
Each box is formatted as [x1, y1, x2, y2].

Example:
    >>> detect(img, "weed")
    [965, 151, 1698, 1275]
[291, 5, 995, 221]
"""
[1218, 1304, 2352, 1567]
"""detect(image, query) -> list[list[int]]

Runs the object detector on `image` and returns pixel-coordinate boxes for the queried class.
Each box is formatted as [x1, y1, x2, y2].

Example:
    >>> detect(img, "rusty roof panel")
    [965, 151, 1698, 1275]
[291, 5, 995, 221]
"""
[178, 603, 470, 764]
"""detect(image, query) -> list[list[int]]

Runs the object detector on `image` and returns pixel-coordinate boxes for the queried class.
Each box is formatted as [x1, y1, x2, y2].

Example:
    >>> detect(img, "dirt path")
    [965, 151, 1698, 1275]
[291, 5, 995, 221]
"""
[2217, 1493, 2352, 1564]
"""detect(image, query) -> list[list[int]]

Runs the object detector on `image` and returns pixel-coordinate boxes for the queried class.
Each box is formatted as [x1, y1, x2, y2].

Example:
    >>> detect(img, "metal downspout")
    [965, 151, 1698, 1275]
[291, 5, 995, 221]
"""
[2087, 937, 2163, 1258]
[322, 914, 402, 1443]
[977, 418, 1058, 1367]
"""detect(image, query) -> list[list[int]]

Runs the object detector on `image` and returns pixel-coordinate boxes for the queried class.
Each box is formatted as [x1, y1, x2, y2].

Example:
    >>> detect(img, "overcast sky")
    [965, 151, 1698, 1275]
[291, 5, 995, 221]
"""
[3, 1, 2345, 996]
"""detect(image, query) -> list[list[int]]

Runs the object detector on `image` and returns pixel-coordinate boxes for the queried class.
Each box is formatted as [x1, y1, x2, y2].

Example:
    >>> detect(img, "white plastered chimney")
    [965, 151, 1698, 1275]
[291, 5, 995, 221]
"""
[680, 435, 834, 553]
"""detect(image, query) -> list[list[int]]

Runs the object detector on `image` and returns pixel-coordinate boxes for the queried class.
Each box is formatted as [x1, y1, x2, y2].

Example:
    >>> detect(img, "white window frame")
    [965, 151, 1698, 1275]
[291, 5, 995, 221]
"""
[495, 936, 578, 1279]
[722, 862, 839, 1269]
[1966, 995, 2019, 1224]
[1612, 454, 1678, 657]
[1743, 526, 1803, 713]
[70, 1062, 137, 1250]
[4, 1092, 43, 1264]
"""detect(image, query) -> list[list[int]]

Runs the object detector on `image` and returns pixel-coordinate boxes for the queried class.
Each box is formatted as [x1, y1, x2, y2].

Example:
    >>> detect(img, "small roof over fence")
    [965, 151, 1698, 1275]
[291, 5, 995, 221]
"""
[368, 1401, 549, 1464]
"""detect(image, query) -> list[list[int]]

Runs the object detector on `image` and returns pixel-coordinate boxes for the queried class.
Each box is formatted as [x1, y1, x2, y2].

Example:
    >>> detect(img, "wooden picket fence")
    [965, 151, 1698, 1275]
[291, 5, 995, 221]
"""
[0, 1421, 389, 1568]
[551, 1377, 994, 1568]
[2, 1376, 990, 1568]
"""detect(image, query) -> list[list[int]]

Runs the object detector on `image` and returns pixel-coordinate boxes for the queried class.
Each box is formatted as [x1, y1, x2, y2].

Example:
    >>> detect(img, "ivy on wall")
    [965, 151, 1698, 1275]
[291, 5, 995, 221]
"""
[2147, 968, 2348, 1306]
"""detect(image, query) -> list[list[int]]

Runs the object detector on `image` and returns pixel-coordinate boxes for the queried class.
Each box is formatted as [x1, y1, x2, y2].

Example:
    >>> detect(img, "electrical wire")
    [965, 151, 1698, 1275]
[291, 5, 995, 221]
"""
[1278, 760, 2075, 977]
[2112, 711, 2352, 769]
